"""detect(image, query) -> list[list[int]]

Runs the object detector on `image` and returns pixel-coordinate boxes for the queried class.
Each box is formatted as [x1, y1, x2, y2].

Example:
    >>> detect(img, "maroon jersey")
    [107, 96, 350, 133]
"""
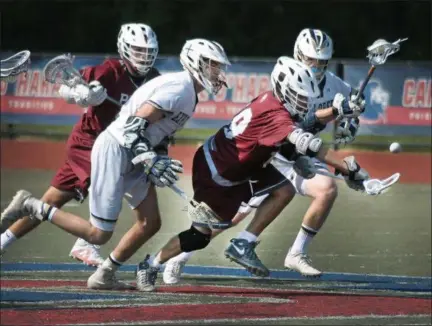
[75, 59, 160, 138]
[209, 91, 296, 182]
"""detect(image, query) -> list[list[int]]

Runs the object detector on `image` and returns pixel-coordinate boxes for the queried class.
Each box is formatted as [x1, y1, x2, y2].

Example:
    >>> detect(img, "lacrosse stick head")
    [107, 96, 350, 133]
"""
[364, 173, 401, 195]
[189, 201, 232, 230]
[366, 38, 408, 66]
[43, 53, 82, 87]
[0, 50, 31, 82]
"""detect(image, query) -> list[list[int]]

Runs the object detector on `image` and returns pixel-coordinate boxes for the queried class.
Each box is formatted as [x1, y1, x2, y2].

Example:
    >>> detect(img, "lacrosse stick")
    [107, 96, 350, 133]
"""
[43, 54, 121, 106]
[339, 38, 408, 135]
[317, 169, 400, 196]
[169, 184, 232, 229]
[1, 50, 31, 83]
[354, 37, 408, 101]
[294, 156, 400, 196]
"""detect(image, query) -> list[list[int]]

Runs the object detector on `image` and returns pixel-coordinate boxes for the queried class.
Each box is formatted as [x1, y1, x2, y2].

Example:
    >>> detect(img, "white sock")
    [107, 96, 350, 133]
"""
[149, 253, 162, 268]
[172, 251, 193, 262]
[24, 197, 57, 221]
[289, 224, 318, 255]
[237, 230, 258, 243]
[1, 230, 17, 251]
[101, 253, 123, 272]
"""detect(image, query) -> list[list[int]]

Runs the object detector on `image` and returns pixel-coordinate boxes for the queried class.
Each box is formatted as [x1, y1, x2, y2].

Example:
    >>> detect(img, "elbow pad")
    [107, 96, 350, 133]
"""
[123, 116, 152, 156]
[288, 128, 323, 157]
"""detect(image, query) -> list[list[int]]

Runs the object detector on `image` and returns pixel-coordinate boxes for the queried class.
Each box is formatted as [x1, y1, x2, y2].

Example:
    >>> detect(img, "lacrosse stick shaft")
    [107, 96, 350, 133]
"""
[169, 183, 189, 201]
[356, 65, 376, 100]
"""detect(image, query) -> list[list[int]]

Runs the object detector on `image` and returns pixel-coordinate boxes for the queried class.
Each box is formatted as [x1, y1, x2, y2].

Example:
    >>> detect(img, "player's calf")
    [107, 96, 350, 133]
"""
[1, 190, 113, 245]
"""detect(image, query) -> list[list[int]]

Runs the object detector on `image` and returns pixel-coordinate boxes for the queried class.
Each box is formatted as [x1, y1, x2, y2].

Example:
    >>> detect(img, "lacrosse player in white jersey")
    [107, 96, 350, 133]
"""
[1, 38, 230, 290]
[163, 28, 366, 283]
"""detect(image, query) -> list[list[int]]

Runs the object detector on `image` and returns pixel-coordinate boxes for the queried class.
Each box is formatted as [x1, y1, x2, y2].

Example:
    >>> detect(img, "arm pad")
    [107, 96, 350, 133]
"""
[288, 128, 323, 157]
[123, 116, 152, 157]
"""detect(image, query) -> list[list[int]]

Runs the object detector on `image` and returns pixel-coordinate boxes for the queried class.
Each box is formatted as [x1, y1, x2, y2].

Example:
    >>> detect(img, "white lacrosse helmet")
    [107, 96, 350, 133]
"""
[271, 56, 320, 119]
[180, 39, 231, 95]
[117, 23, 159, 76]
[294, 28, 333, 82]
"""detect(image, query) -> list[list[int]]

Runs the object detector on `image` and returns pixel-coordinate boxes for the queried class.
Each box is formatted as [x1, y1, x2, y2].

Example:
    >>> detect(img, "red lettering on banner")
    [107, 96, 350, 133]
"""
[247, 74, 257, 101]
[1, 81, 7, 95]
[258, 74, 271, 94]
[415, 79, 426, 108]
[15, 73, 29, 96]
[402, 79, 415, 107]
[40, 75, 52, 97]
[233, 74, 247, 103]
[425, 79, 431, 108]
[51, 83, 61, 96]
[402, 79, 432, 108]
[29, 71, 41, 97]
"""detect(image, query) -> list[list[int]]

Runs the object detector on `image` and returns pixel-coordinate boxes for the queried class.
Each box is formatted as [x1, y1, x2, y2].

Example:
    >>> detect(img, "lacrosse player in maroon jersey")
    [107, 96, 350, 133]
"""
[136, 56, 370, 291]
[163, 29, 366, 283]
[0, 23, 161, 265]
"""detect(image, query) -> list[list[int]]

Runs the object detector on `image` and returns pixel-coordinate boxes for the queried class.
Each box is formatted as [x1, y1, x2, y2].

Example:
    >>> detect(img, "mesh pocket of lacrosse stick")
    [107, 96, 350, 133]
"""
[43, 54, 83, 87]
[188, 200, 232, 230]
[364, 173, 401, 196]
[1, 50, 31, 82]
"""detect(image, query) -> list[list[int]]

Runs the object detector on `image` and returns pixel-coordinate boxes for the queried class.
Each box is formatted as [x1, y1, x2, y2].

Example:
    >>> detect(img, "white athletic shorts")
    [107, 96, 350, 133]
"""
[237, 154, 329, 214]
[89, 130, 150, 232]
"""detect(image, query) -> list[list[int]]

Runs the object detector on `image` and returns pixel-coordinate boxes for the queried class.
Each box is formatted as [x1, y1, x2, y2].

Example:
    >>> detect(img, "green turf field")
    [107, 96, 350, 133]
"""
[1, 169, 431, 277]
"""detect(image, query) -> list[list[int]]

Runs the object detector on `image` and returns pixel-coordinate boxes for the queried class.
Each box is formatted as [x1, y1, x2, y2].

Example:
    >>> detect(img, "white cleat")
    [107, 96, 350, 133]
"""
[70, 238, 104, 267]
[1, 190, 33, 227]
[284, 249, 322, 277]
[87, 266, 134, 290]
[163, 259, 186, 285]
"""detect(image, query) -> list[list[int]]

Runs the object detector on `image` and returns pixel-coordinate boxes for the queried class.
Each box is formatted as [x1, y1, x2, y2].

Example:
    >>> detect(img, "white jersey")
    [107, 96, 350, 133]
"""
[108, 71, 197, 147]
[309, 71, 352, 112]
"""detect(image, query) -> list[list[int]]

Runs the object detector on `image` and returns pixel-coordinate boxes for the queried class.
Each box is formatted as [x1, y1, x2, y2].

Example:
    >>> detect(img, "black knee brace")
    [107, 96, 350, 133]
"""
[178, 226, 211, 252]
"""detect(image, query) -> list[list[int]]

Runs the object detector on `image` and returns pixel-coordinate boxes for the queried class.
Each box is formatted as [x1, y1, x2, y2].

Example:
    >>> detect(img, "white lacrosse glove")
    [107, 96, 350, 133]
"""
[334, 117, 360, 146]
[336, 156, 370, 192]
[332, 93, 365, 119]
[132, 151, 184, 188]
[69, 80, 107, 107]
[58, 84, 78, 104]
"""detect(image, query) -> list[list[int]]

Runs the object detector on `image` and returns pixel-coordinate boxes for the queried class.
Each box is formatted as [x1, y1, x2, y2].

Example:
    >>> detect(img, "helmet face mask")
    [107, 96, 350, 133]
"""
[294, 28, 333, 82]
[297, 49, 329, 83]
[199, 57, 228, 94]
[180, 39, 230, 95]
[276, 83, 312, 119]
[117, 24, 159, 77]
[271, 56, 320, 120]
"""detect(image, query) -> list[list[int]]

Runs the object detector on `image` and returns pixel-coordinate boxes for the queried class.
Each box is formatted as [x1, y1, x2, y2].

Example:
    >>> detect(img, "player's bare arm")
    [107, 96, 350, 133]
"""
[135, 102, 165, 122]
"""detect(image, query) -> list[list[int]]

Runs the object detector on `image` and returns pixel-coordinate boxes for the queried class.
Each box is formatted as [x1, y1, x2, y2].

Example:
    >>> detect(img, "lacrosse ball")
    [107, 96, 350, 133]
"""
[389, 142, 402, 153]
